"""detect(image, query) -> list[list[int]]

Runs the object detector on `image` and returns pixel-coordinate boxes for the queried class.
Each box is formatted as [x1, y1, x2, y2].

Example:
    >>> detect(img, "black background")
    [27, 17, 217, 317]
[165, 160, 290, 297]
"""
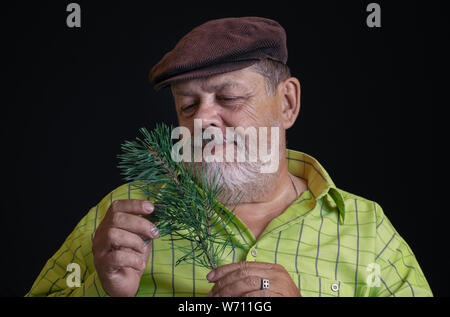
[1, 1, 443, 297]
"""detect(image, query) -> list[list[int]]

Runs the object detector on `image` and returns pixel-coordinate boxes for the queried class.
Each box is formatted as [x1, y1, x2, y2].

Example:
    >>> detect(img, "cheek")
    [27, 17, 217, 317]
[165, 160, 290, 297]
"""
[252, 102, 280, 127]
[235, 106, 260, 125]
[266, 101, 283, 124]
[225, 109, 265, 128]
[175, 120, 195, 138]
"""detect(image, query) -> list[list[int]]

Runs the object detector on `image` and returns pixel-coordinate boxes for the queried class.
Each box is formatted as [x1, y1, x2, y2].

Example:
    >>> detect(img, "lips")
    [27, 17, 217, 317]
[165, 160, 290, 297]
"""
[202, 133, 236, 148]
[204, 141, 234, 154]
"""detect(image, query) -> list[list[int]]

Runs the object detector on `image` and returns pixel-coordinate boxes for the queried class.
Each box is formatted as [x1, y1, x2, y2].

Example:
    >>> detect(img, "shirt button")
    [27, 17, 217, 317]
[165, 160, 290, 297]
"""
[251, 249, 258, 257]
[331, 283, 339, 292]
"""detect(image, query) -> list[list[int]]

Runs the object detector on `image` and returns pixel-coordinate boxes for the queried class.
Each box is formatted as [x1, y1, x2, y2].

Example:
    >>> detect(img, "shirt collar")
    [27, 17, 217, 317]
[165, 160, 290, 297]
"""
[286, 149, 346, 224]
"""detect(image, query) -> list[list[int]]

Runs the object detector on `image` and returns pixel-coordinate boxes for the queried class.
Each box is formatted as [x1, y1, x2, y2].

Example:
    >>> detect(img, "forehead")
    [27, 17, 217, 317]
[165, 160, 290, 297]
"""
[171, 67, 264, 95]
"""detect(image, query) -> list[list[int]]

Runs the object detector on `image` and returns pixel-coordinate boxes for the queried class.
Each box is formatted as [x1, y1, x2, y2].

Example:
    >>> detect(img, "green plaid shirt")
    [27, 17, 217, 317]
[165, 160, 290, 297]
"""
[26, 149, 432, 297]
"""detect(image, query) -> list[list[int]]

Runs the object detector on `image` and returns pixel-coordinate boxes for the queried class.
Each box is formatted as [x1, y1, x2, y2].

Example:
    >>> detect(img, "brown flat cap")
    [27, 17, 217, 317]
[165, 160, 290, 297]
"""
[149, 17, 288, 90]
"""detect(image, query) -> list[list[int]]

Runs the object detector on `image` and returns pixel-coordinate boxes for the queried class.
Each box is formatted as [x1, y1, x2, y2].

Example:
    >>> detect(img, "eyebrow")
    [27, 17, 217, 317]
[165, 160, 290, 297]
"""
[208, 82, 246, 91]
[172, 81, 247, 96]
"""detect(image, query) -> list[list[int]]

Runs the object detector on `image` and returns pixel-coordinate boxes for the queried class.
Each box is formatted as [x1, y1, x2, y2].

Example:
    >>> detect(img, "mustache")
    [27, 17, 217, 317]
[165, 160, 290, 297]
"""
[199, 132, 246, 150]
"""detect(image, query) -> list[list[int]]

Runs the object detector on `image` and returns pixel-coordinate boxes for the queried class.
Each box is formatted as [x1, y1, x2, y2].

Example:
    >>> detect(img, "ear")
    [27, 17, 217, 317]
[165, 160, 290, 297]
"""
[278, 77, 301, 130]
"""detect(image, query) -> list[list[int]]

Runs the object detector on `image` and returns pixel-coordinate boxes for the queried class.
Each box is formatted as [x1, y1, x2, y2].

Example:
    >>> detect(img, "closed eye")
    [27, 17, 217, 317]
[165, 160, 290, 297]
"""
[217, 96, 238, 101]
[181, 103, 198, 112]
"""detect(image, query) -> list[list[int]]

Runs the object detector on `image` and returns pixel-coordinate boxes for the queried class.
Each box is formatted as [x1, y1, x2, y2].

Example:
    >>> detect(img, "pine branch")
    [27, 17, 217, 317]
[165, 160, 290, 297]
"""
[117, 123, 243, 270]
[146, 145, 181, 187]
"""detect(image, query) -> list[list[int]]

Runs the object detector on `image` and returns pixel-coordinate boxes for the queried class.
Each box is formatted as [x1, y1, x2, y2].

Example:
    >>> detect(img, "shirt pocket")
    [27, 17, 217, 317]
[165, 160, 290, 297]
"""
[297, 274, 354, 297]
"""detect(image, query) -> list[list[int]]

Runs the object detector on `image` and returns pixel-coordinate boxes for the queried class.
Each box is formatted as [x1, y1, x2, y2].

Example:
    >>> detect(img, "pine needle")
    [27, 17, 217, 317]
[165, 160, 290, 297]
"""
[117, 123, 243, 269]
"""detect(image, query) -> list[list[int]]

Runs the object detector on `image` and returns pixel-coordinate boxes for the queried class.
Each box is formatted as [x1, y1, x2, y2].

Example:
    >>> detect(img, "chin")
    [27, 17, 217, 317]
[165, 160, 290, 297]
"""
[186, 160, 279, 204]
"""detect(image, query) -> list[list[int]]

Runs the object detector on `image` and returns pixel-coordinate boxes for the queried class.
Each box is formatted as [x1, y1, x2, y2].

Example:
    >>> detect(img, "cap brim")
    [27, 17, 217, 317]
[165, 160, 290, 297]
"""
[152, 59, 259, 90]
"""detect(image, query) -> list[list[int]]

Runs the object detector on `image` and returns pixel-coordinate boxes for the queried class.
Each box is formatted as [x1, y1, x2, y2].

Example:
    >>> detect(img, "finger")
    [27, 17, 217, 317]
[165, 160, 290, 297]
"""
[210, 275, 262, 297]
[109, 199, 154, 215]
[105, 249, 147, 272]
[106, 227, 147, 254]
[207, 261, 275, 282]
[243, 290, 279, 297]
[210, 267, 269, 296]
[109, 211, 159, 240]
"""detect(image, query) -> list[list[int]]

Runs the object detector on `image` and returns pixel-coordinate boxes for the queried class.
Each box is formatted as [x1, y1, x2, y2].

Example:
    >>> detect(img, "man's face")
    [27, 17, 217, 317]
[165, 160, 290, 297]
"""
[170, 67, 285, 203]
[171, 66, 281, 135]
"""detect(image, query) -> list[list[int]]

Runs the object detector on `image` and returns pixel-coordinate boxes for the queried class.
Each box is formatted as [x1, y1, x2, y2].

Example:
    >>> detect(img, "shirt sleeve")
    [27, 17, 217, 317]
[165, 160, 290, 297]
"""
[371, 203, 433, 297]
[25, 205, 109, 297]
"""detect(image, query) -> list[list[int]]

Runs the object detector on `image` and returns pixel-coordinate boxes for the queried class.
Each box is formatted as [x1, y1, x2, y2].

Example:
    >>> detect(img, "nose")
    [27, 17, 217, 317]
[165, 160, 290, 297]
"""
[193, 98, 223, 130]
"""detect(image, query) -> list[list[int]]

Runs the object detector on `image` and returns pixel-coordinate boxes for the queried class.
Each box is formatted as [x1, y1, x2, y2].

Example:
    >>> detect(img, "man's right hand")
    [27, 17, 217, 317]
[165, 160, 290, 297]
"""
[92, 199, 159, 297]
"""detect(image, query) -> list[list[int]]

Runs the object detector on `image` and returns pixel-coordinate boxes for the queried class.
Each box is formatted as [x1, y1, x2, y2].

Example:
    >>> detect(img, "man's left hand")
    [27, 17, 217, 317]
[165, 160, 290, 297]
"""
[207, 262, 301, 297]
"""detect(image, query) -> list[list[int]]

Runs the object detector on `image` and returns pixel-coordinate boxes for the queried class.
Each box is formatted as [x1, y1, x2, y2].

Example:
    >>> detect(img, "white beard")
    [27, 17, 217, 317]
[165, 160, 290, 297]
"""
[185, 123, 284, 204]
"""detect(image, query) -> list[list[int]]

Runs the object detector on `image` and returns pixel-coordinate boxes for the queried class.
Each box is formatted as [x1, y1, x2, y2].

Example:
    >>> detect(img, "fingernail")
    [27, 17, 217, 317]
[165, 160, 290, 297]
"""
[150, 226, 159, 237]
[143, 201, 154, 213]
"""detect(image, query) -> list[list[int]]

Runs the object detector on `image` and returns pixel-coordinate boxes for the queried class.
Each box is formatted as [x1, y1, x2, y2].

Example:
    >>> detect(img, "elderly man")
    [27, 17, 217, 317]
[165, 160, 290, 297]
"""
[27, 17, 432, 297]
